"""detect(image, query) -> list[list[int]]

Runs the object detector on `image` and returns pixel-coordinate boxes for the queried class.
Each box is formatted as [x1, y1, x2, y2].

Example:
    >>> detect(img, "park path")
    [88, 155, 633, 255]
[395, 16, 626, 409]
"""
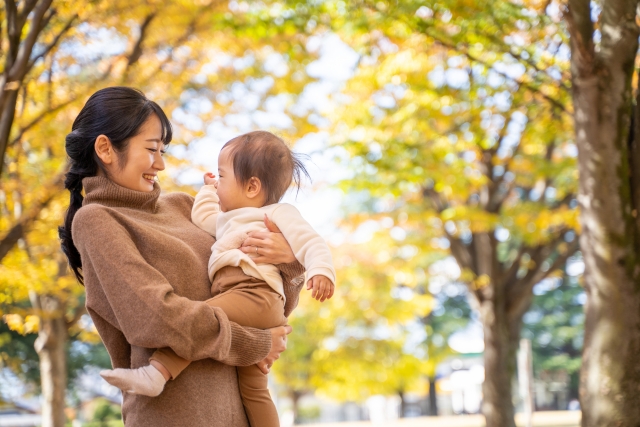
[302, 411, 580, 427]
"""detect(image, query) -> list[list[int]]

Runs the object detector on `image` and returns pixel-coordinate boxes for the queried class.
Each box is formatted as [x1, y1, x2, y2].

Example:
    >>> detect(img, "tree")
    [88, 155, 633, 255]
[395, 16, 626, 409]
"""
[564, 0, 640, 425]
[283, 1, 579, 425]
[273, 237, 432, 418]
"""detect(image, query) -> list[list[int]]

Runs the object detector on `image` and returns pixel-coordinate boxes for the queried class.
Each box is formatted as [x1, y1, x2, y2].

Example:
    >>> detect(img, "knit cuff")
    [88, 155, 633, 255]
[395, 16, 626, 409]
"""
[277, 260, 306, 318]
[223, 322, 272, 367]
[277, 260, 305, 285]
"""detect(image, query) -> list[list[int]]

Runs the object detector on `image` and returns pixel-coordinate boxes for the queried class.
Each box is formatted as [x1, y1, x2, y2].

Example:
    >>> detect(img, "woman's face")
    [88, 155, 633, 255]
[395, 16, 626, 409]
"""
[103, 114, 166, 192]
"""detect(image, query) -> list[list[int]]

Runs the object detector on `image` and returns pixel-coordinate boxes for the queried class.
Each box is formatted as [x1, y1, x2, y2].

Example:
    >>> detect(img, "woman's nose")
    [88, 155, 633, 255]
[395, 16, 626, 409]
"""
[154, 152, 166, 171]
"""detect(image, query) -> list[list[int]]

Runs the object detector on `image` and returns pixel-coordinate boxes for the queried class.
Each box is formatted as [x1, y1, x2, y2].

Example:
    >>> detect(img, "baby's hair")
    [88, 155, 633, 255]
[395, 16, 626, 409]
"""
[222, 131, 310, 205]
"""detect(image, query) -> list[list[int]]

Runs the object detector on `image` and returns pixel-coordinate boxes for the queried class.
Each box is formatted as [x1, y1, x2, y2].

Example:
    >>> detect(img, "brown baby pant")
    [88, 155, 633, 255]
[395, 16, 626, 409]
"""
[150, 266, 287, 427]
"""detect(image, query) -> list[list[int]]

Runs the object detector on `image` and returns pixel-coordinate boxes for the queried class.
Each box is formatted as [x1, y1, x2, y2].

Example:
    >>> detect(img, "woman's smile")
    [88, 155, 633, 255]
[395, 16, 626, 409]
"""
[143, 173, 156, 184]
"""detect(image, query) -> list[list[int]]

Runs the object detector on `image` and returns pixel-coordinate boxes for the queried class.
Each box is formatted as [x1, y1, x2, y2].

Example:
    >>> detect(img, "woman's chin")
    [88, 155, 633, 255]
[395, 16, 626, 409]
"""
[138, 179, 155, 192]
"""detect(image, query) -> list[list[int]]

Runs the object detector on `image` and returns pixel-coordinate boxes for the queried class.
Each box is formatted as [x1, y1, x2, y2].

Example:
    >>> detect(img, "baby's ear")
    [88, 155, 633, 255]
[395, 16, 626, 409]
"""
[246, 176, 262, 198]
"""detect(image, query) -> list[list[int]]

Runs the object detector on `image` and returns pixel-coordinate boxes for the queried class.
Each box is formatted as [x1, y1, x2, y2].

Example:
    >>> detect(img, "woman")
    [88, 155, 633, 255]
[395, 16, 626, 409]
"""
[59, 87, 305, 426]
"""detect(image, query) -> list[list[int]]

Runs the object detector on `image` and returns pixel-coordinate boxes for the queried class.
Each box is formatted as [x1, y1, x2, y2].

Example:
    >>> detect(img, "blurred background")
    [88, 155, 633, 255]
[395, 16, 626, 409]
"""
[0, 0, 581, 426]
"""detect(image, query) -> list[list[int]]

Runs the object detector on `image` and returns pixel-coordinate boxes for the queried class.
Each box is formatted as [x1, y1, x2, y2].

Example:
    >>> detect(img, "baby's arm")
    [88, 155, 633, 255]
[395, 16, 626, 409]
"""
[191, 173, 220, 236]
[271, 204, 336, 301]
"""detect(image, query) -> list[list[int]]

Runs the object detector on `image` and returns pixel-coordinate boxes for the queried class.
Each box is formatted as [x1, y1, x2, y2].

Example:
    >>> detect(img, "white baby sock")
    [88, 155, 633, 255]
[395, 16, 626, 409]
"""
[100, 364, 167, 397]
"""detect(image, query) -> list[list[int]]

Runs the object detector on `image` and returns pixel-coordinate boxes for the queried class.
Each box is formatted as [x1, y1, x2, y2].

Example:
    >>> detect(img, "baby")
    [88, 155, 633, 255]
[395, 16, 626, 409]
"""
[101, 131, 336, 427]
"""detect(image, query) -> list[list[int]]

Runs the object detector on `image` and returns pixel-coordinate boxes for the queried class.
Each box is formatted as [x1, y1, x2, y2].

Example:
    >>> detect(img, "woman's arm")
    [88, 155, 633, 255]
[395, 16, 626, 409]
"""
[239, 215, 306, 317]
[74, 206, 270, 367]
[278, 261, 305, 318]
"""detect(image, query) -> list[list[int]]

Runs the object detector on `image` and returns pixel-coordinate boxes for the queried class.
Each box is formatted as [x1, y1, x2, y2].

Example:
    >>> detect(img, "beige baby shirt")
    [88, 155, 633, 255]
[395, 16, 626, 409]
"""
[192, 185, 336, 299]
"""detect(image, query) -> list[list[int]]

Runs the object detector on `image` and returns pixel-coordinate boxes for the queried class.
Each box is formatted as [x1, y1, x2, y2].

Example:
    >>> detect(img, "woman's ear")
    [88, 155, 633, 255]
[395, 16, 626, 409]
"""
[246, 176, 262, 199]
[94, 135, 114, 165]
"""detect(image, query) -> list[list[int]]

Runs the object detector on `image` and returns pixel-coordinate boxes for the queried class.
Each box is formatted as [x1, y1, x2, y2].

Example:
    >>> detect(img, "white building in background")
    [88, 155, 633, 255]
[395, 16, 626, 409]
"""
[437, 355, 485, 415]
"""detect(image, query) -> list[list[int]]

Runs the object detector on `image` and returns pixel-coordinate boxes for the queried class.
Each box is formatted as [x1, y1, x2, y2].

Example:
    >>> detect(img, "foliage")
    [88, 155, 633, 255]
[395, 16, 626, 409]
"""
[521, 259, 584, 401]
[0, 2, 589, 425]
[91, 398, 122, 423]
[274, 235, 433, 403]
[0, 320, 39, 386]
[274, 1, 577, 424]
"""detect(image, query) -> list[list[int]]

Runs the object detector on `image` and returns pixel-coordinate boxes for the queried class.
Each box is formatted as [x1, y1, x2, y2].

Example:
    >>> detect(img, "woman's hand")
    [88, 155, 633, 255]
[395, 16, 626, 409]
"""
[240, 215, 296, 264]
[257, 324, 293, 374]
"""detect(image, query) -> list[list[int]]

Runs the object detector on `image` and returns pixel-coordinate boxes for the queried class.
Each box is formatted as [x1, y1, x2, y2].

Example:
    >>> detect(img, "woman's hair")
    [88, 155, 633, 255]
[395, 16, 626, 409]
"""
[59, 86, 172, 284]
[222, 131, 310, 205]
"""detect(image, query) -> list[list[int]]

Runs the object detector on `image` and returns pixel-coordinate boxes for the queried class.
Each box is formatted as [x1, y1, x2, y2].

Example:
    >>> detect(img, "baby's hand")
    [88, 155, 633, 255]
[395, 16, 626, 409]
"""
[307, 275, 334, 302]
[204, 172, 218, 188]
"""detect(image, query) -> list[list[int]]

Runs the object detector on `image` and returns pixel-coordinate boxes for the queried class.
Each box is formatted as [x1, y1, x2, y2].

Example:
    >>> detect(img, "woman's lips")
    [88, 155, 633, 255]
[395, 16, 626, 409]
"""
[143, 174, 156, 184]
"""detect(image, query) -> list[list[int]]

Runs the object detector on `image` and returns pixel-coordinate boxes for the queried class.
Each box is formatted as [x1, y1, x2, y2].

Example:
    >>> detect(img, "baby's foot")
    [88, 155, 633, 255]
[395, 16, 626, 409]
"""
[100, 364, 167, 397]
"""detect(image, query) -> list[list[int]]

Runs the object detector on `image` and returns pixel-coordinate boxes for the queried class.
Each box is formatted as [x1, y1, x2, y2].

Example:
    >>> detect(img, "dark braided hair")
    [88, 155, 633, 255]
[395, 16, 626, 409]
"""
[59, 87, 172, 284]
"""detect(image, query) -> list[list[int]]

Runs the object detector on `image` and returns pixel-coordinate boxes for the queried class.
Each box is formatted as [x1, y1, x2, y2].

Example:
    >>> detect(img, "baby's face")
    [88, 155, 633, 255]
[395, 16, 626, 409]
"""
[216, 147, 246, 212]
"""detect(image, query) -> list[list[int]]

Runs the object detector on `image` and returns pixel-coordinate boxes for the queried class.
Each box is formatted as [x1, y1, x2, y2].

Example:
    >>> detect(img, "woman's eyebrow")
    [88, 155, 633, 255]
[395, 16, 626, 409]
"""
[145, 138, 162, 142]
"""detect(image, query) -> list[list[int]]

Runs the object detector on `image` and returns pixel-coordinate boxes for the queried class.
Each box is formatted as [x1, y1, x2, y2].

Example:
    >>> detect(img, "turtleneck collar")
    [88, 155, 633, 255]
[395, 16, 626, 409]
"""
[82, 176, 161, 213]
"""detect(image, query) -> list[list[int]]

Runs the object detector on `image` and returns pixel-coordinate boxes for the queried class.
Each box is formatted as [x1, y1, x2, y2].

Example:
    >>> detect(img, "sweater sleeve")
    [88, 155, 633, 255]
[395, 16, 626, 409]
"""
[191, 185, 220, 237]
[74, 206, 270, 367]
[277, 261, 306, 318]
[272, 204, 336, 284]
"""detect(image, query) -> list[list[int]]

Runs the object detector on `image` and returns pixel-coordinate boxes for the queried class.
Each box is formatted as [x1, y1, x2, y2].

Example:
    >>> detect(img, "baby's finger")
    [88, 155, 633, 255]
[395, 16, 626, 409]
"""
[327, 283, 335, 299]
[306, 279, 312, 290]
[322, 283, 331, 302]
[321, 282, 330, 302]
[317, 281, 325, 301]
[311, 279, 318, 299]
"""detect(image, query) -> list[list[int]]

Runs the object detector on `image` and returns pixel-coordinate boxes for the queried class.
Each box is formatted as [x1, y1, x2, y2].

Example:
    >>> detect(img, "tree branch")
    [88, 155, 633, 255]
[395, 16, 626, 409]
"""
[18, 0, 39, 22]
[66, 305, 86, 330]
[0, 167, 65, 262]
[506, 237, 579, 321]
[426, 34, 569, 114]
[125, 13, 157, 70]
[8, 96, 76, 147]
[446, 232, 474, 272]
[8, 0, 53, 81]
[564, 0, 595, 79]
[25, 13, 78, 74]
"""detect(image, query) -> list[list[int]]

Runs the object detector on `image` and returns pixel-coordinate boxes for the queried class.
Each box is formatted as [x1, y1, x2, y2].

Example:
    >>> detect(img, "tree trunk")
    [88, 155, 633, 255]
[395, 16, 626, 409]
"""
[291, 390, 302, 424]
[428, 376, 438, 416]
[31, 294, 68, 427]
[480, 299, 517, 427]
[565, 1, 640, 426]
[398, 390, 406, 418]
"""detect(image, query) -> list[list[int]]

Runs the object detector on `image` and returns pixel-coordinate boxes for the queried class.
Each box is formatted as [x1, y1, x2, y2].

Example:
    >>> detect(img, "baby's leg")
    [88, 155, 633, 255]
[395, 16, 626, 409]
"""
[237, 365, 280, 427]
[102, 282, 285, 407]
[207, 284, 286, 427]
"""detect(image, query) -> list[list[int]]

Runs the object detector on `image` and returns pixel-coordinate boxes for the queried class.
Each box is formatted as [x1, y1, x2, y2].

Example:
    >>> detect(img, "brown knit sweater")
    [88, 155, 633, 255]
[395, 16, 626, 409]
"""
[72, 176, 305, 426]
